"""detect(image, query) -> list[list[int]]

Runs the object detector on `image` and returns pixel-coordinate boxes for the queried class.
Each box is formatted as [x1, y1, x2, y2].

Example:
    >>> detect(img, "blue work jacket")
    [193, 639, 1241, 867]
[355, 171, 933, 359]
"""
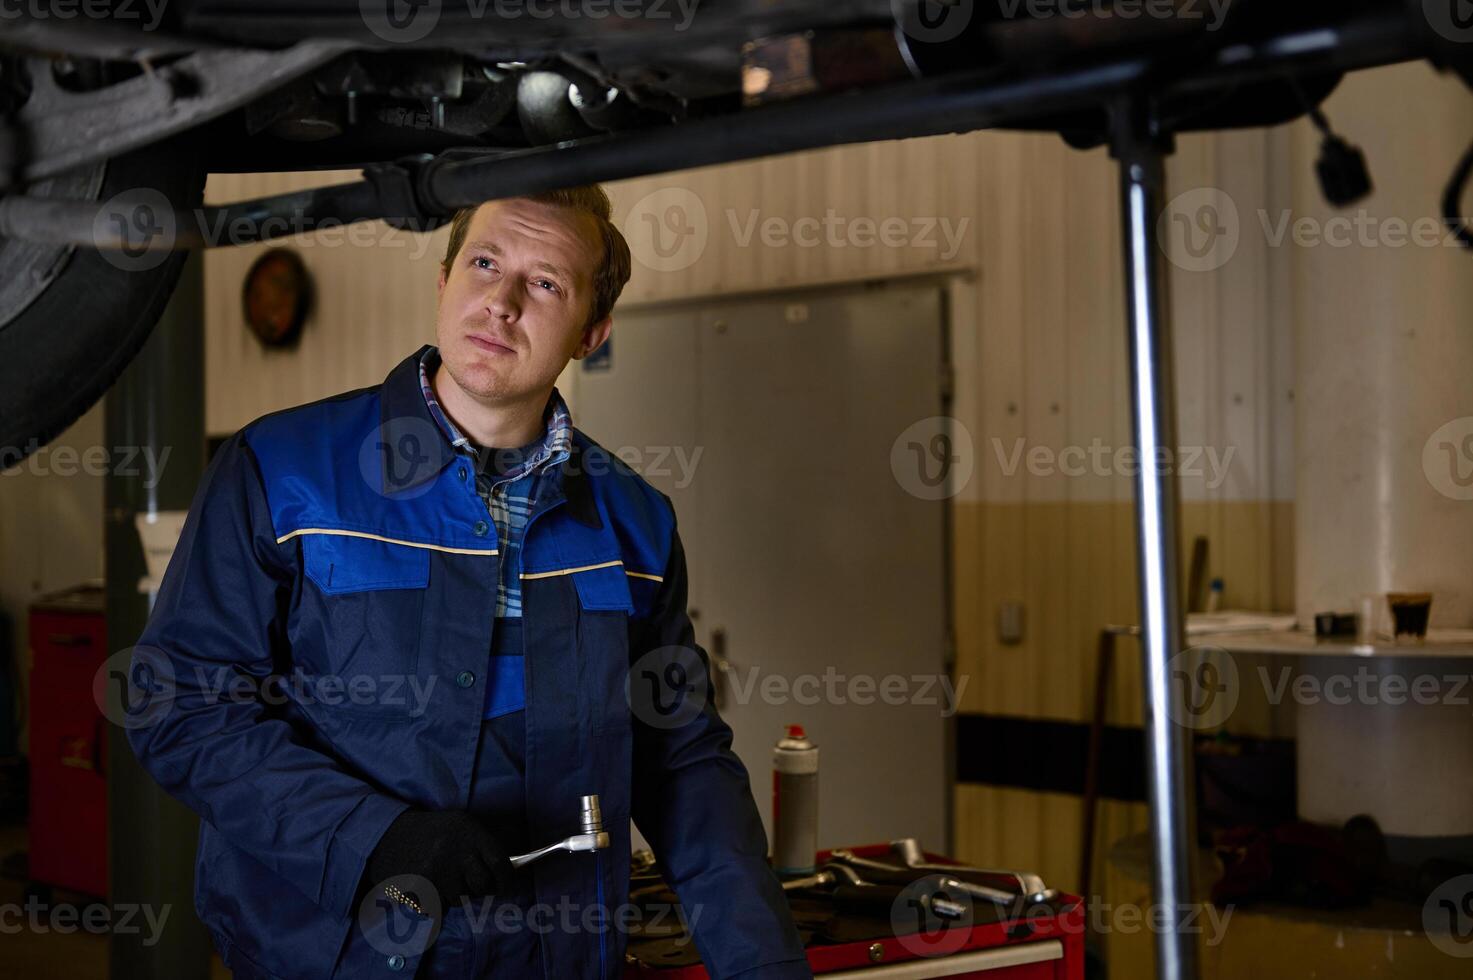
[126, 346, 811, 980]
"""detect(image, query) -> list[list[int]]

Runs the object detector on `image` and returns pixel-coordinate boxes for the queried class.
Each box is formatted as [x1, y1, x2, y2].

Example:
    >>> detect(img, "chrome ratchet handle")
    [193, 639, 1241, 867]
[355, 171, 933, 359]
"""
[508, 794, 610, 868]
[509, 831, 611, 868]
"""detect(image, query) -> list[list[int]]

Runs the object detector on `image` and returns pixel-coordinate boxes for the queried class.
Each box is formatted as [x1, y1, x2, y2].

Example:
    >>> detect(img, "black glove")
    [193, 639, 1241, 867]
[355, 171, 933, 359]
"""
[356, 809, 514, 911]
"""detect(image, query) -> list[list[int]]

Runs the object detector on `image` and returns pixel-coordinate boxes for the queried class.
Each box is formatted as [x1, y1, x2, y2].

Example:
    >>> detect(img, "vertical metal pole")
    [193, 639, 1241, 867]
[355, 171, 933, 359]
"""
[106, 250, 210, 979]
[1110, 101, 1200, 980]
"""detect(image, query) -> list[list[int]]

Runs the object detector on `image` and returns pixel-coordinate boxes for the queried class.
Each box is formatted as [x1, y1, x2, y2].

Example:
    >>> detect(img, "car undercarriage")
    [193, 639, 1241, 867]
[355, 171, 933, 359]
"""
[2, 0, 1466, 502]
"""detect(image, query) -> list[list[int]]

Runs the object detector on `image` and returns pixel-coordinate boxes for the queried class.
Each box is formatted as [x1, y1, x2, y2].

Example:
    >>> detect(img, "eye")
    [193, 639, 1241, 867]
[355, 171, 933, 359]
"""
[533, 278, 560, 294]
[472, 255, 494, 270]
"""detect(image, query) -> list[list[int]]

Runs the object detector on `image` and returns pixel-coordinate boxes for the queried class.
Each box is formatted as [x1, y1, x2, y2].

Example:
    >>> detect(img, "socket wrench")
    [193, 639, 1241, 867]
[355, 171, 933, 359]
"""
[889, 838, 1055, 905]
[509, 795, 610, 868]
[829, 846, 1056, 909]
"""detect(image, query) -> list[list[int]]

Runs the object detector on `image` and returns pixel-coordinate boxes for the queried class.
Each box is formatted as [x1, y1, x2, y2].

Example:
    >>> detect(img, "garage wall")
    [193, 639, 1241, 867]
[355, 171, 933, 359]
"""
[596, 117, 1298, 899]
[202, 62, 1469, 898]
[202, 169, 448, 430]
[201, 105, 1297, 898]
[0, 404, 109, 755]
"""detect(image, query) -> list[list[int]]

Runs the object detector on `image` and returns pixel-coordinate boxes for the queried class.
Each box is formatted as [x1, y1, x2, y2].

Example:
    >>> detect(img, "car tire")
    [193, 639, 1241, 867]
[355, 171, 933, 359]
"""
[0, 133, 206, 465]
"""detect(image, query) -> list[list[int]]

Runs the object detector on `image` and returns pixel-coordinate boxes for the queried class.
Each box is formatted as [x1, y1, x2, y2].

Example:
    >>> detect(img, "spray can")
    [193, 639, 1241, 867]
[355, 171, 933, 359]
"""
[772, 725, 819, 876]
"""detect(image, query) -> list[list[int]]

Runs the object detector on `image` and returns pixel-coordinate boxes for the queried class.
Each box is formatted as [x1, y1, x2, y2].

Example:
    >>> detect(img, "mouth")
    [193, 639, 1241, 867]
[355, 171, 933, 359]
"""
[468, 333, 516, 356]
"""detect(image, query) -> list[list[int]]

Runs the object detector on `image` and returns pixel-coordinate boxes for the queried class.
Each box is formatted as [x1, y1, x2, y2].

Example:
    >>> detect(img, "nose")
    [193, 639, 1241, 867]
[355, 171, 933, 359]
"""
[484, 276, 520, 322]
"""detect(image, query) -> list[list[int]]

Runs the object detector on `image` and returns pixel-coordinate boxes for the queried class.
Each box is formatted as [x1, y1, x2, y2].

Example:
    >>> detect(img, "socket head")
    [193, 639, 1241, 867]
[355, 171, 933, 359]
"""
[579, 794, 604, 834]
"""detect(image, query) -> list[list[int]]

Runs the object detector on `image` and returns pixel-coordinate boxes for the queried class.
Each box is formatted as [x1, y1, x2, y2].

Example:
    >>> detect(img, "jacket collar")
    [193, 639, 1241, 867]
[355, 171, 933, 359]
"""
[560, 437, 601, 531]
[376, 345, 459, 498]
[376, 345, 600, 530]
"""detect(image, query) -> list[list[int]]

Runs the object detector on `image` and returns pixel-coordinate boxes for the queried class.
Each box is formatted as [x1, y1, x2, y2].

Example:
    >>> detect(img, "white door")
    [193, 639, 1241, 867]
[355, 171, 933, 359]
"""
[573, 283, 950, 853]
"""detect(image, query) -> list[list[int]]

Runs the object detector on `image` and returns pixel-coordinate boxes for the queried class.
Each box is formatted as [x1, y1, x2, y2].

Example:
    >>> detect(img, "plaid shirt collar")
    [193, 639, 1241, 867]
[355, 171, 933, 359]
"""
[417, 346, 572, 481]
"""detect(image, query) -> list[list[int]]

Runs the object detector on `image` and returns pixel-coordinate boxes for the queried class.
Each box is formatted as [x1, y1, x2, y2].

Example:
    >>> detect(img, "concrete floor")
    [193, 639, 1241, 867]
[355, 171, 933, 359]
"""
[0, 820, 231, 980]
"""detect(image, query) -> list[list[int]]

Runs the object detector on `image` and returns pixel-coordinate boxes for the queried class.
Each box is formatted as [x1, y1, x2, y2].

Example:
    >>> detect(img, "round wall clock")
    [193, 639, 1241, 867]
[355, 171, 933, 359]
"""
[242, 248, 312, 348]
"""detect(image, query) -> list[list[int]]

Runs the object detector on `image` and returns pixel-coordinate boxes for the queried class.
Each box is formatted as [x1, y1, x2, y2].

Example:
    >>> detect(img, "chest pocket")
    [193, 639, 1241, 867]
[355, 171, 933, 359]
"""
[526, 517, 637, 732]
[565, 562, 634, 735]
[298, 533, 431, 706]
[302, 532, 431, 594]
[570, 561, 635, 613]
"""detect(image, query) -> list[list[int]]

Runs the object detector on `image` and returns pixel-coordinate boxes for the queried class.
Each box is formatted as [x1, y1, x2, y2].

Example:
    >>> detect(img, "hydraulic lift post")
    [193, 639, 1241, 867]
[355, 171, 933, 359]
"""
[1110, 98, 1201, 980]
[105, 251, 212, 980]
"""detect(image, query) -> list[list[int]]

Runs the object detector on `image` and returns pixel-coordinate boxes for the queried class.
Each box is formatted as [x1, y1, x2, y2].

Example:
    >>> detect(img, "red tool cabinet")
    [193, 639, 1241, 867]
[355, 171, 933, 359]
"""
[624, 903, 1083, 980]
[623, 844, 1084, 979]
[26, 584, 109, 900]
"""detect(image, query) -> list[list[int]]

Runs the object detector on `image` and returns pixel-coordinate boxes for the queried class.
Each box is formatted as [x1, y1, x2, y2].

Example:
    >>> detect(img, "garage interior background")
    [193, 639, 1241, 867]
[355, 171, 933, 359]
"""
[1, 57, 1470, 975]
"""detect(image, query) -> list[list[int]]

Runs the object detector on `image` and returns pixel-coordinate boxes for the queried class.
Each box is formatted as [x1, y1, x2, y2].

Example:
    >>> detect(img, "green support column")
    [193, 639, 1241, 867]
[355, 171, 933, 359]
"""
[105, 250, 211, 979]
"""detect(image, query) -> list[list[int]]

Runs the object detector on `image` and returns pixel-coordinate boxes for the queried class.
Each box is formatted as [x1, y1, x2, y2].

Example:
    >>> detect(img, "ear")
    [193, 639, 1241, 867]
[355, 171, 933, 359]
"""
[437, 266, 447, 296]
[573, 315, 613, 360]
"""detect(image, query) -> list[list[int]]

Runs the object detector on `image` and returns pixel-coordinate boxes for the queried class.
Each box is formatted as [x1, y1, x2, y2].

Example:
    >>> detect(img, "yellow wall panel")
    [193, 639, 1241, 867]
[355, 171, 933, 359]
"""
[952, 500, 1294, 726]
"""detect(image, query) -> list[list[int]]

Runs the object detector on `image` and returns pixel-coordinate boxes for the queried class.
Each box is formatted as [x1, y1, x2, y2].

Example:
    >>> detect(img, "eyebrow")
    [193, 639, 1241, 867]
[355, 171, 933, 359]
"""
[465, 240, 573, 282]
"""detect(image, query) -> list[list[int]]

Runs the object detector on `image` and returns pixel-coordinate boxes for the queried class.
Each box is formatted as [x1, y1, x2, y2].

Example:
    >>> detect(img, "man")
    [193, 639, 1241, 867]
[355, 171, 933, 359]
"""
[126, 185, 812, 979]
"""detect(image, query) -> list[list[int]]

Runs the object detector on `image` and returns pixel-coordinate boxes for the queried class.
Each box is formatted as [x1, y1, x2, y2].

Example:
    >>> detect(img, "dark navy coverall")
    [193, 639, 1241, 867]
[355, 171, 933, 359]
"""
[125, 346, 811, 979]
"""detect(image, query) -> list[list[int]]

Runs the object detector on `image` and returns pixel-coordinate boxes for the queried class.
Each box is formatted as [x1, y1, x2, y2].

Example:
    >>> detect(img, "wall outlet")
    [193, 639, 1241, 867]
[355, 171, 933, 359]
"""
[998, 601, 1025, 645]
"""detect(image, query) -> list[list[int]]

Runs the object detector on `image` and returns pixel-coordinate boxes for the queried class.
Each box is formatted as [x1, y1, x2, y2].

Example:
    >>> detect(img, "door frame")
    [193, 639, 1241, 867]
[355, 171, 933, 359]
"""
[566, 270, 972, 855]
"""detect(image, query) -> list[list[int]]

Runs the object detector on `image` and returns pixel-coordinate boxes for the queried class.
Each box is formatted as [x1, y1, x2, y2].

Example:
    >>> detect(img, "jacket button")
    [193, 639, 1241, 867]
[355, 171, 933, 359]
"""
[472, 520, 490, 537]
[387, 953, 406, 971]
[456, 670, 476, 688]
[457, 465, 468, 481]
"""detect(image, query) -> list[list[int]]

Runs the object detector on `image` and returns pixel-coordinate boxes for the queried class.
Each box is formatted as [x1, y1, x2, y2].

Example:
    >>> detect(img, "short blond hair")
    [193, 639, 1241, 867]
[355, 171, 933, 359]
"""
[440, 185, 632, 328]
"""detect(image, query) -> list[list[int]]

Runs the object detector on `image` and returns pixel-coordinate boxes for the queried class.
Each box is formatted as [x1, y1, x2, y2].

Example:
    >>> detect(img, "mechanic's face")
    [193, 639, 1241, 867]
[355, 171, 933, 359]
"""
[435, 198, 610, 406]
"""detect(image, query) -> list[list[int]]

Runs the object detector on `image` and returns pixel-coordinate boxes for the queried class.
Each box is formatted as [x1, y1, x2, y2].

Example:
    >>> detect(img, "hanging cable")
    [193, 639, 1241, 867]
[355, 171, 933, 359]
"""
[1287, 73, 1372, 207]
[1442, 135, 1473, 251]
